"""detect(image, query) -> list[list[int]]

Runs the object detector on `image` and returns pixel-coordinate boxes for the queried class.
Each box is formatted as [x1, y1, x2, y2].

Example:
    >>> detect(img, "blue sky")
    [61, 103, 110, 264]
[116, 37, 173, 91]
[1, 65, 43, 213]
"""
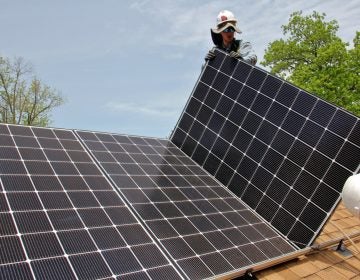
[1, 0, 359, 138]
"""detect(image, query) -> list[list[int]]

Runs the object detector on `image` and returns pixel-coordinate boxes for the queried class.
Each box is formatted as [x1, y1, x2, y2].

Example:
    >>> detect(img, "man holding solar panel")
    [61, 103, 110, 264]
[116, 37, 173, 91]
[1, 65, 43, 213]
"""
[205, 10, 257, 65]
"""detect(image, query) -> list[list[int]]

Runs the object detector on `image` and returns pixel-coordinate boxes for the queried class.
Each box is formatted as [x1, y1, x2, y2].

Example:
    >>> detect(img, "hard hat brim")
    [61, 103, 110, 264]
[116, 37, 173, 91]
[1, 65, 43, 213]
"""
[211, 22, 241, 34]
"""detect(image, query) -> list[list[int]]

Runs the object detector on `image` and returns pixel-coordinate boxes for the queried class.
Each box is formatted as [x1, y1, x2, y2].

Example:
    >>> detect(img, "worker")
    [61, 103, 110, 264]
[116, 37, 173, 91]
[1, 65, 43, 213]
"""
[205, 10, 257, 65]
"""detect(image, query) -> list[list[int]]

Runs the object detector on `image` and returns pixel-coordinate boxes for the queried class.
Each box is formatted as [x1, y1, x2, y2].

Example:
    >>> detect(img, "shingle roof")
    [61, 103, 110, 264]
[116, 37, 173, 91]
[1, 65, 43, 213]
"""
[255, 202, 360, 279]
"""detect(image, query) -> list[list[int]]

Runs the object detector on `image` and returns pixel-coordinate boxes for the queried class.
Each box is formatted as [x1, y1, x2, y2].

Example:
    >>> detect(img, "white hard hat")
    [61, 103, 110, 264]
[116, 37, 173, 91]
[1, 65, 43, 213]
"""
[211, 10, 241, 34]
[342, 173, 360, 219]
[216, 10, 237, 25]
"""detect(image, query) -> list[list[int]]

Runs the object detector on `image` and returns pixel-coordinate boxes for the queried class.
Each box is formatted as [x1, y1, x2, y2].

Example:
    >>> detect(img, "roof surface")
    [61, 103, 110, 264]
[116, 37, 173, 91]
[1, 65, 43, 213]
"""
[255, 202, 360, 279]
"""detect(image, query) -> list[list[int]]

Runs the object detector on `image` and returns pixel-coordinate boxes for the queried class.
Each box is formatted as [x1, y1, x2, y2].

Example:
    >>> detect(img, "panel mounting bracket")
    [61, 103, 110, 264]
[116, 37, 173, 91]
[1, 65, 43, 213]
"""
[333, 239, 353, 257]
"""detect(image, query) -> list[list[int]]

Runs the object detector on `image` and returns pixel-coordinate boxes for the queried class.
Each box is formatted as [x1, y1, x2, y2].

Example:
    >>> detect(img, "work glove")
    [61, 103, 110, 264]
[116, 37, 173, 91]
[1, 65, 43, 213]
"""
[205, 50, 216, 61]
[229, 51, 242, 59]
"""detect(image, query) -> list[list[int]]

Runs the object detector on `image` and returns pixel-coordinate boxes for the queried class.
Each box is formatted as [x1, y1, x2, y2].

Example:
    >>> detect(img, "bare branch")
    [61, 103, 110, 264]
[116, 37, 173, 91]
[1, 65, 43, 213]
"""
[0, 56, 65, 126]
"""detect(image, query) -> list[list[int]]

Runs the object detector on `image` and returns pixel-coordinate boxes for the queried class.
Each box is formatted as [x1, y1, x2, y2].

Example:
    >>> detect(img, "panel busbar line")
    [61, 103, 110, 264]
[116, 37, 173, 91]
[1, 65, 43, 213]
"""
[76, 130, 297, 280]
[0, 124, 183, 280]
[171, 49, 360, 248]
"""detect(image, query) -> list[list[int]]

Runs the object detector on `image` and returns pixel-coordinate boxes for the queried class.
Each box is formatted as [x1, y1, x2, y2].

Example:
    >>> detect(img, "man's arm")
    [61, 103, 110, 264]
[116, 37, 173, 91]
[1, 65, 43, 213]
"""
[238, 40, 257, 65]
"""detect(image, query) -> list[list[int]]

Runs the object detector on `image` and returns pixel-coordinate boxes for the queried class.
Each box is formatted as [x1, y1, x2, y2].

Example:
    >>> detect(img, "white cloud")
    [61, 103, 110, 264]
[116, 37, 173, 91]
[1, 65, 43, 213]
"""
[126, 0, 359, 59]
[105, 101, 180, 117]
[105, 89, 188, 118]
[128, 1, 224, 48]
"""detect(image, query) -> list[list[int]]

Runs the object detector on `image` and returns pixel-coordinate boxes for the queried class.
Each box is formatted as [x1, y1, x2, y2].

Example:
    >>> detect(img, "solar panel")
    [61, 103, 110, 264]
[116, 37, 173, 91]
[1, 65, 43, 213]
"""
[2, 49, 358, 279]
[171, 49, 360, 248]
[76, 130, 297, 279]
[0, 124, 182, 280]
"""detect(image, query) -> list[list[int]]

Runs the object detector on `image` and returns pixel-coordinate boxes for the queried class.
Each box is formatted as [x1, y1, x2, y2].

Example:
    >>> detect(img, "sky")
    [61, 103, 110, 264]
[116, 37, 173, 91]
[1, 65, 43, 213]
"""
[1, 0, 359, 138]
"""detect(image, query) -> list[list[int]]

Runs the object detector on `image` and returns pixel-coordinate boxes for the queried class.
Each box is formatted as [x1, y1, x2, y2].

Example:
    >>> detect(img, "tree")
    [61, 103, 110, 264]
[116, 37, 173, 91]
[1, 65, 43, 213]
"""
[261, 11, 360, 116]
[0, 56, 64, 126]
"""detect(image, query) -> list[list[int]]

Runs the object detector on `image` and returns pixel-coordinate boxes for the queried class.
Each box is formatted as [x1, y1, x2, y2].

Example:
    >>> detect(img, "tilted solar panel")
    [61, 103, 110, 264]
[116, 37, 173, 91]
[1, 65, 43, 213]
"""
[171, 49, 360, 248]
[0, 124, 182, 280]
[76, 130, 297, 279]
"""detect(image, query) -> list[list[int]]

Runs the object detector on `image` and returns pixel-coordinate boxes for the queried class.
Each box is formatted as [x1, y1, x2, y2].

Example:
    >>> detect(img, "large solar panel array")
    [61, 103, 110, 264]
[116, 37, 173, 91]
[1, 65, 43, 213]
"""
[0, 124, 182, 280]
[1, 48, 359, 280]
[0, 123, 299, 280]
[76, 130, 296, 279]
[171, 49, 360, 248]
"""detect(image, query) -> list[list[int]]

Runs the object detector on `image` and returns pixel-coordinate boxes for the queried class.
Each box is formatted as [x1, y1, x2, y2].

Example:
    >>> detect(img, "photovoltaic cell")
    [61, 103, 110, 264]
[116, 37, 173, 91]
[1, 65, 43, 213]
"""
[171, 49, 360, 248]
[0, 124, 182, 280]
[76, 130, 296, 279]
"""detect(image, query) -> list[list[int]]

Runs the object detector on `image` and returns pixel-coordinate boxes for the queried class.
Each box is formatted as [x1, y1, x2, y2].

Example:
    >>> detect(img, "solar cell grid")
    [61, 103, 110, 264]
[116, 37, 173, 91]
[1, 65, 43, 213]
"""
[2, 48, 357, 279]
[0, 124, 182, 280]
[77, 130, 297, 279]
[171, 48, 360, 248]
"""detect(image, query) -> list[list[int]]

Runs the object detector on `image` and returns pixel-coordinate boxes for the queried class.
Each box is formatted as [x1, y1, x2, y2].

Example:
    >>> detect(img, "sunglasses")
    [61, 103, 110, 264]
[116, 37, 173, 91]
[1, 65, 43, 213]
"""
[222, 26, 235, 33]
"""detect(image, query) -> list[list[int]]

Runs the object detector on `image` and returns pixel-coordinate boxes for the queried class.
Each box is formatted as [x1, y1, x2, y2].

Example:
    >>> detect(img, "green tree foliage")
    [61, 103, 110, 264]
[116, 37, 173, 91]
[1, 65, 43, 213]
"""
[0, 56, 64, 126]
[261, 11, 360, 116]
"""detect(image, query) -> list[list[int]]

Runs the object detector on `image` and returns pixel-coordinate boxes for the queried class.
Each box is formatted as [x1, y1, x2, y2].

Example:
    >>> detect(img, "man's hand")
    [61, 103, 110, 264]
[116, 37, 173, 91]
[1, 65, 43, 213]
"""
[229, 51, 242, 59]
[205, 50, 216, 61]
